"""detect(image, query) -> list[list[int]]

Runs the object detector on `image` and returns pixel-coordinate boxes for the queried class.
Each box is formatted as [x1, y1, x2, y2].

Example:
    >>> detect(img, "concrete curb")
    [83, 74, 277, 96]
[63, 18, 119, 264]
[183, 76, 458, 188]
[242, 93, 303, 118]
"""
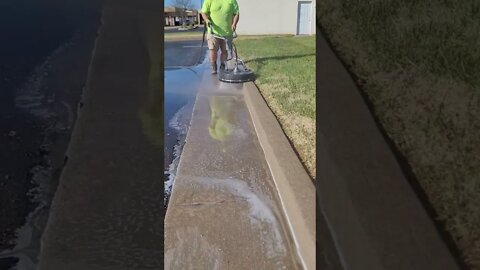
[38, 2, 164, 268]
[243, 82, 316, 269]
[318, 31, 461, 270]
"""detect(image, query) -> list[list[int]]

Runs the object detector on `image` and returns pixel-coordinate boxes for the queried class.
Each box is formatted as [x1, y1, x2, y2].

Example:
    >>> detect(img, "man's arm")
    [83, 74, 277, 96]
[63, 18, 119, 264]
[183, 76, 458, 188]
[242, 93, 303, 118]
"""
[201, 0, 210, 25]
[232, 14, 239, 32]
[231, 0, 239, 32]
[201, 12, 210, 25]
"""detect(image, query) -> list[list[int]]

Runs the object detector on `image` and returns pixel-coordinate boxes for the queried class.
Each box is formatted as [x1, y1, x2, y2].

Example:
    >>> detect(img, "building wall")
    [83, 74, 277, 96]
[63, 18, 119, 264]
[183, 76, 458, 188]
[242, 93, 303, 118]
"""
[235, 0, 315, 35]
[165, 14, 175, 26]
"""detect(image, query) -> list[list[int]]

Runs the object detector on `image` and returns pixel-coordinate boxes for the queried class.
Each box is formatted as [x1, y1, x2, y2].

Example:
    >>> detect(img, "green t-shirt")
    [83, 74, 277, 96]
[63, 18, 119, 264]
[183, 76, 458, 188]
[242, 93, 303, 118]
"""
[201, 0, 239, 37]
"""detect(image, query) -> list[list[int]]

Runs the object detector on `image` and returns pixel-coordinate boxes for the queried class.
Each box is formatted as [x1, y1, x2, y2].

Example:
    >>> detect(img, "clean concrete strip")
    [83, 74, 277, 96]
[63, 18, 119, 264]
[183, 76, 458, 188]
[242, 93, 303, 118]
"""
[38, 1, 163, 269]
[243, 82, 316, 269]
[165, 71, 306, 269]
[317, 31, 461, 269]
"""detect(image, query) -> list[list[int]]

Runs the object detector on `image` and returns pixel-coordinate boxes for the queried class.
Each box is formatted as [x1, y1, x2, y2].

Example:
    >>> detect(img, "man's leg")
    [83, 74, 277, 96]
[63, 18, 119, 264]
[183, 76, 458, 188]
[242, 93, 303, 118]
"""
[207, 35, 219, 74]
[219, 39, 227, 70]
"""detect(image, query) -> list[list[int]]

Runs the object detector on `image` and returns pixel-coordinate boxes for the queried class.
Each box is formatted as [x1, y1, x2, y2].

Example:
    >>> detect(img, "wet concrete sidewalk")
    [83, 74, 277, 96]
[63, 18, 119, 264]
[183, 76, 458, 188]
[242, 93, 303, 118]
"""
[164, 66, 314, 269]
[37, 1, 163, 269]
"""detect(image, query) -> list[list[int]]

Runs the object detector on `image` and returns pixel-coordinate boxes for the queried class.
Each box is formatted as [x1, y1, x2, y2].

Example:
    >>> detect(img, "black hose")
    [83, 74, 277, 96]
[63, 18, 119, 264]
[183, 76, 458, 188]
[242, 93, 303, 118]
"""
[197, 23, 207, 65]
[233, 43, 238, 63]
[202, 22, 207, 49]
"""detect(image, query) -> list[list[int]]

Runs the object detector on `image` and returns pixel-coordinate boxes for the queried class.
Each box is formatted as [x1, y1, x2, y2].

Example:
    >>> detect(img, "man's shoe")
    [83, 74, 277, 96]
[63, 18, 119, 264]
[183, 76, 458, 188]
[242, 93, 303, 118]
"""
[211, 63, 217, 74]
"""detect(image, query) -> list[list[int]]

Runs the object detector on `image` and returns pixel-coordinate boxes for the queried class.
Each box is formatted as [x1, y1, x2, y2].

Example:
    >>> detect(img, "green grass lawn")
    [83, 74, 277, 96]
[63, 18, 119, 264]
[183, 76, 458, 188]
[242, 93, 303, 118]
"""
[318, 1, 480, 267]
[236, 35, 316, 178]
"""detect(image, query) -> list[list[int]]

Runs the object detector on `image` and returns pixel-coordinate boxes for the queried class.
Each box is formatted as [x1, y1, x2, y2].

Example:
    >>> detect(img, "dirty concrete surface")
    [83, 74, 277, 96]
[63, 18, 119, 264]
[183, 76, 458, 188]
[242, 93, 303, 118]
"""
[37, 1, 164, 269]
[0, 0, 102, 268]
[164, 68, 306, 268]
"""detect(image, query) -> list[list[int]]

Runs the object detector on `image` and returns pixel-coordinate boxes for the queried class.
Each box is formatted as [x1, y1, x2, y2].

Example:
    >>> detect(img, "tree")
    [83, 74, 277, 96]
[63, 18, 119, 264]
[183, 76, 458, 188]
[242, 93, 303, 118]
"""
[172, 0, 194, 27]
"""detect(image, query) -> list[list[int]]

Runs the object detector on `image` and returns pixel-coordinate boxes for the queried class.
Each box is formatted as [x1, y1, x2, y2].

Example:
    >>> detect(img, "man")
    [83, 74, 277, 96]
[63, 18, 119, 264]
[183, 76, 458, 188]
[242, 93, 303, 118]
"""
[200, 0, 239, 74]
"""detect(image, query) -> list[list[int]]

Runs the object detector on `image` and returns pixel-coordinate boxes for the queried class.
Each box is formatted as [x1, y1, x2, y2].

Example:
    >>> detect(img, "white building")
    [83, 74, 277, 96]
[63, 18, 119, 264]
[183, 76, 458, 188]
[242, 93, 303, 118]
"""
[165, 7, 199, 26]
[235, 0, 315, 35]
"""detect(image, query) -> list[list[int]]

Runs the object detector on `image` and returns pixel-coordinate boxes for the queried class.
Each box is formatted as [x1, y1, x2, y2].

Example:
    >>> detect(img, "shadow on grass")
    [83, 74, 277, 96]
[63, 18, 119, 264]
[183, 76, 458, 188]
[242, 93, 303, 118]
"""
[243, 53, 315, 79]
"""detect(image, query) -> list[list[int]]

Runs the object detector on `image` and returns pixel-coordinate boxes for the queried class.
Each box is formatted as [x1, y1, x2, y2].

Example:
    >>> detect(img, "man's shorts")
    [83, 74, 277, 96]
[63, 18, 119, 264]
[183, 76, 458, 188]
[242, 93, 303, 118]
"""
[207, 34, 227, 53]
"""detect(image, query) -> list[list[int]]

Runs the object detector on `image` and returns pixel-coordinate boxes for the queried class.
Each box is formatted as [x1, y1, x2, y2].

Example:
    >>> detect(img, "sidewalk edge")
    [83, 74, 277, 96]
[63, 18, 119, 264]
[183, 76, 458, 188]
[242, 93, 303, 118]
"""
[243, 82, 317, 270]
